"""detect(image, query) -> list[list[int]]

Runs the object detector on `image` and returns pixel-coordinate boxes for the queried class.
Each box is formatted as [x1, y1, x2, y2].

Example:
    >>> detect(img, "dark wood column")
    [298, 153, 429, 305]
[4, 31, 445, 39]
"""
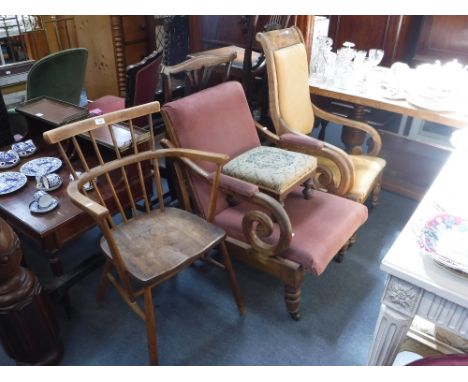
[0, 218, 62, 365]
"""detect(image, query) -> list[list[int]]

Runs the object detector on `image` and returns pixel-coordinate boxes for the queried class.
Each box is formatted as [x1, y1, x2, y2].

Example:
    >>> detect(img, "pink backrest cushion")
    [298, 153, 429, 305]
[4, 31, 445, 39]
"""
[163, 81, 261, 216]
[163, 81, 260, 172]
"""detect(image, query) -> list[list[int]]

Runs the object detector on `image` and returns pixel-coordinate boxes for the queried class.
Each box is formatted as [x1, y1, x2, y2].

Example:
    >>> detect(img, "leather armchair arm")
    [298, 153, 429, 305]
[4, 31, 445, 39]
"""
[312, 103, 382, 156]
[279, 132, 324, 151]
[161, 138, 293, 257]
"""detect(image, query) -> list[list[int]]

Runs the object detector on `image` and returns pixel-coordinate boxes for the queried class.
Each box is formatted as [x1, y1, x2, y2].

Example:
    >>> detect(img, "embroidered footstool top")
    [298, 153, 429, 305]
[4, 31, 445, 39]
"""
[222, 146, 317, 195]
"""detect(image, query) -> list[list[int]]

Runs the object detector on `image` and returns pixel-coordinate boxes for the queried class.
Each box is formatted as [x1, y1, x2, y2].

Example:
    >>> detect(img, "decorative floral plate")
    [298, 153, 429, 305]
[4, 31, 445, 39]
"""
[20, 157, 62, 177]
[418, 214, 468, 277]
[0, 171, 28, 195]
[0, 150, 20, 169]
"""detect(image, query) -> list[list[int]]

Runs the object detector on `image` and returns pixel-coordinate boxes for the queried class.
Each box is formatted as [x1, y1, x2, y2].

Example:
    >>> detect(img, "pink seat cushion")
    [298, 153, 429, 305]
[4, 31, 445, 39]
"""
[214, 187, 368, 275]
[90, 95, 125, 114]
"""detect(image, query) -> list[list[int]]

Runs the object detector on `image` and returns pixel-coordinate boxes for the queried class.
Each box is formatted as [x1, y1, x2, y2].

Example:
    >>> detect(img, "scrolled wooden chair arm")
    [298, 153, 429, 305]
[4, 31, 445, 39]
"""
[275, 129, 354, 197]
[161, 138, 293, 257]
[317, 142, 354, 196]
[240, 192, 292, 257]
[212, 174, 293, 257]
[311, 103, 382, 156]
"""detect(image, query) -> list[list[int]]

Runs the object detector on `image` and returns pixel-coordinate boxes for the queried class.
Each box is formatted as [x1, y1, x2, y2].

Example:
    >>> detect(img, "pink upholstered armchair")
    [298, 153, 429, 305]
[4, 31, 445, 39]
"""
[161, 81, 368, 319]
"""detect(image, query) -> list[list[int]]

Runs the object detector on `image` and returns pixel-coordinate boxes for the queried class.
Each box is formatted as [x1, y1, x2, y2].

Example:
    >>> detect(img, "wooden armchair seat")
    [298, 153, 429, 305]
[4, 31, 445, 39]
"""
[99, 207, 225, 284]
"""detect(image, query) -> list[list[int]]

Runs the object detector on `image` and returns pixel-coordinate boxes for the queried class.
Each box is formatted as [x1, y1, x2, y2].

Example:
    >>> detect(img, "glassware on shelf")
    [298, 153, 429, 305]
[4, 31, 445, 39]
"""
[312, 36, 334, 83]
[382, 62, 411, 100]
[354, 50, 367, 65]
[342, 41, 356, 50]
[368, 49, 384, 68]
[334, 43, 357, 90]
[353, 58, 372, 93]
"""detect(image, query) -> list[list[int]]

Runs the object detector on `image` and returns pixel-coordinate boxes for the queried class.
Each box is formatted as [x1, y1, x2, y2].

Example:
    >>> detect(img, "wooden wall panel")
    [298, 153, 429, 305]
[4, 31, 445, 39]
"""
[188, 15, 300, 54]
[328, 15, 419, 66]
[74, 16, 119, 100]
[413, 16, 468, 65]
[23, 30, 50, 60]
[190, 15, 249, 53]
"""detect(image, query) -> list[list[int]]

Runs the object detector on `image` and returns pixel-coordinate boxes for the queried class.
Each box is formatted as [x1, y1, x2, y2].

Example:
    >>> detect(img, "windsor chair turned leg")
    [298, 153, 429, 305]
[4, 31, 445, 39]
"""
[96, 259, 113, 304]
[144, 288, 159, 366]
[219, 241, 245, 315]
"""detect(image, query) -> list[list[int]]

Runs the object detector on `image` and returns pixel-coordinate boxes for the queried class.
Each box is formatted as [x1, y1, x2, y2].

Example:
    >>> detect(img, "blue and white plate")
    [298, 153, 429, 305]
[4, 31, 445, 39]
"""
[0, 171, 28, 195]
[0, 150, 20, 169]
[20, 157, 62, 177]
[29, 198, 59, 214]
[12, 139, 38, 158]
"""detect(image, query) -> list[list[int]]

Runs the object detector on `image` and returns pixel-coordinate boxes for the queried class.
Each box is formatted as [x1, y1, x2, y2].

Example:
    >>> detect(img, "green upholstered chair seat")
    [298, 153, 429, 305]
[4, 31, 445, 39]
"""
[222, 146, 316, 194]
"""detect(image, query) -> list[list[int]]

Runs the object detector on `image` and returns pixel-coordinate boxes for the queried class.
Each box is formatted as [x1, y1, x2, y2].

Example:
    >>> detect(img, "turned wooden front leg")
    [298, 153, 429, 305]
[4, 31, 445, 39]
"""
[341, 104, 366, 154]
[284, 284, 302, 321]
[371, 174, 383, 209]
[367, 276, 423, 365]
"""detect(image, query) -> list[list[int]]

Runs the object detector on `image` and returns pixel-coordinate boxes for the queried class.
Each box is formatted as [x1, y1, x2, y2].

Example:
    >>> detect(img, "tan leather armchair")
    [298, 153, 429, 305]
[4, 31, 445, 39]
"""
[256, 26, 386, 207]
